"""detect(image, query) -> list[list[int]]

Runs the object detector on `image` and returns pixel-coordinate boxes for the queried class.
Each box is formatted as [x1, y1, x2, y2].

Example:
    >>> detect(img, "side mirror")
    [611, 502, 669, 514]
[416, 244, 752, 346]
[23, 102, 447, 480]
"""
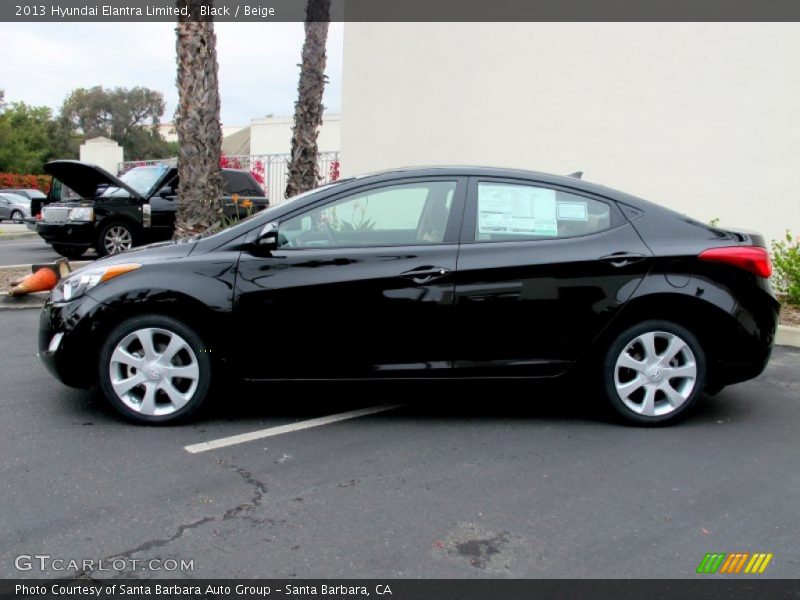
[256, 221, 279, 250]
[158, 186, 174, 199]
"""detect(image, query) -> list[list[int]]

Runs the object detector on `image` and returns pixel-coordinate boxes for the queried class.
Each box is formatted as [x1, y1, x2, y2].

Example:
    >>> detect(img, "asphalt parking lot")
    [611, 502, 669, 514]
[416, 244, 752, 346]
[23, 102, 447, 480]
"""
[0, 238, 93, 267]
[1, 308, 798, 579]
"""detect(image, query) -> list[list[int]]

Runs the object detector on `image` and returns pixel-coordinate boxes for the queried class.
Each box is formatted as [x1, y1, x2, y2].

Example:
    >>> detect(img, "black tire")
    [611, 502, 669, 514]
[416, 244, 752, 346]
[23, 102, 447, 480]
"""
[10, 210, 23, 223]
[98, 315, 211, 425]
[603, 319, 706, 426]
[96, 220, 135, 257]
[52, 244, 86, 260]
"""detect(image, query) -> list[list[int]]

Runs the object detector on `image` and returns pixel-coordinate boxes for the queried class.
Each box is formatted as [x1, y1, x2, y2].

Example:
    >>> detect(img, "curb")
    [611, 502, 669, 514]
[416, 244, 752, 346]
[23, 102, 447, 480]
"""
[0, 232, 39, 241]
[776, 325, 800, 348]
[0, 292, 48, 310]
[0, 261, 91, 310]
[0, 260, 91, 271]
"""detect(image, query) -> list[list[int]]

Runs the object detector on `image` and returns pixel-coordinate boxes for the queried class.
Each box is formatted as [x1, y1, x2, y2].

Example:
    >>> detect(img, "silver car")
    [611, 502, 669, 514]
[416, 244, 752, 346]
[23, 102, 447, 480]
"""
[0, 192, 31, 223]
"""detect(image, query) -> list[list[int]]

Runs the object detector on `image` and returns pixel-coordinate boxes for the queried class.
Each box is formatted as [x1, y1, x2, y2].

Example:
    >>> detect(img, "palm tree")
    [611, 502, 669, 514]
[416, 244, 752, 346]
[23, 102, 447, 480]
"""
[173, 0, 224, 237]
[285, 0, 331, 199]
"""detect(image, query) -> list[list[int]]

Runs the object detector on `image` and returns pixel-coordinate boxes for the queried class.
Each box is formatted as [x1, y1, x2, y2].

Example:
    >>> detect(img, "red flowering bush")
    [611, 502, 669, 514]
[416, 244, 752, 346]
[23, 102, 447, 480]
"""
[220, 155, 266, 188]
[250, 159, 265, 186]
[329, 160, 340, 182]
[0, 172, 51, 192]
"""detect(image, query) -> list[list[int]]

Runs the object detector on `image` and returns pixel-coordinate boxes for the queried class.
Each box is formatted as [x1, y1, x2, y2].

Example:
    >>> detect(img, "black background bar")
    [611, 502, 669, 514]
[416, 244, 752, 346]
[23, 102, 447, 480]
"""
[4, 0, 800, 22]
[3, 579, 800, 600]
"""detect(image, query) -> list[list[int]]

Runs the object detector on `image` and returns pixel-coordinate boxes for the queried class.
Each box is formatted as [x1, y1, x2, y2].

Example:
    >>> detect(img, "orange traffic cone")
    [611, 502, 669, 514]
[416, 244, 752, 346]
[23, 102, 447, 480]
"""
[44, 258, 72, 280]
[9, 266, 59, 296]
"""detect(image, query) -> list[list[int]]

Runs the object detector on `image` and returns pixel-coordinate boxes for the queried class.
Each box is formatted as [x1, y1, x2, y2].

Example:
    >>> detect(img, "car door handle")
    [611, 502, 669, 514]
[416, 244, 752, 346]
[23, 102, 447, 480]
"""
[399, 266, 452, 284]
[599, 252, 647, 268]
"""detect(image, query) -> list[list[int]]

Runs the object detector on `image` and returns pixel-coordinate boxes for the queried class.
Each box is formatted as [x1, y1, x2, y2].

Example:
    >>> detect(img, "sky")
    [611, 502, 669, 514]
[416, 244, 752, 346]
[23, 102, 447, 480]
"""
[0, 21, 344, 126]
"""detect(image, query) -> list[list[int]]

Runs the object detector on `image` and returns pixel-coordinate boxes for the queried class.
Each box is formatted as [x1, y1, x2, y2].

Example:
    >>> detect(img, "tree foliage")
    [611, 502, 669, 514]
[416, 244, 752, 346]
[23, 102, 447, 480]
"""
[60, 86, 172, 160]
[0, 85, 173, 174]
[0, 102, 74, 174]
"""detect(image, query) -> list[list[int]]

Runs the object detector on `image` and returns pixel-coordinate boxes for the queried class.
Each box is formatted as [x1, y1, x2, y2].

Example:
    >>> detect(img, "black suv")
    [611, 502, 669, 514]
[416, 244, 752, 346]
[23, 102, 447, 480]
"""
[35, 160, 269, 258]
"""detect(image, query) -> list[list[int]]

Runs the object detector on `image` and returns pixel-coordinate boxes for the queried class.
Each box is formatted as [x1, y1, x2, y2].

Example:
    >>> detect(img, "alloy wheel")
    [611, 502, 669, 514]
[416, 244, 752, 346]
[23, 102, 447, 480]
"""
[104, 225, 133, 254]
[613, 330, 698, 417]
[108, 327, 200, 417]
[11, 210, 23, 223]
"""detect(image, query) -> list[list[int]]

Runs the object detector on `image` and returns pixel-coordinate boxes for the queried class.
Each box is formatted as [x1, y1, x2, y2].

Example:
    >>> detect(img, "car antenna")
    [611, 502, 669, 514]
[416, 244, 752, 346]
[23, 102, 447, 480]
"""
[566, 171, 583, 179]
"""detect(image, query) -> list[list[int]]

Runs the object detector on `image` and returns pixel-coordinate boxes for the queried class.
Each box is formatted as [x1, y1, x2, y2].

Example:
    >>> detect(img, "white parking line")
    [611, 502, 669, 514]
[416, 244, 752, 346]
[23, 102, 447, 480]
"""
[184, 404, 402, 454]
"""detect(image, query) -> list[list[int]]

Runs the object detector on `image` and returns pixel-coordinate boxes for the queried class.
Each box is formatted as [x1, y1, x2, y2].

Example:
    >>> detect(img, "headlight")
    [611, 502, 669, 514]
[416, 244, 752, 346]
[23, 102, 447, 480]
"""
[51, 263, 141, 302]
[68, 207, 94, 222]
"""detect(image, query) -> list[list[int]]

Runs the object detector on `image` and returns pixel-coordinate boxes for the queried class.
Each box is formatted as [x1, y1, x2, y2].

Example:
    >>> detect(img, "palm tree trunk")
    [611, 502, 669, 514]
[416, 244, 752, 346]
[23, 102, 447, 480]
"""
[285, 0, 330, 199]
[173, 0, 224, 237]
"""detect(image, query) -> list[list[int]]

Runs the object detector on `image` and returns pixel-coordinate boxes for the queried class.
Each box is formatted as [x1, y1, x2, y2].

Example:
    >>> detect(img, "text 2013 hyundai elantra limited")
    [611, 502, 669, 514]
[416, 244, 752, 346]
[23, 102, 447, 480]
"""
[39, 167, 780, 425]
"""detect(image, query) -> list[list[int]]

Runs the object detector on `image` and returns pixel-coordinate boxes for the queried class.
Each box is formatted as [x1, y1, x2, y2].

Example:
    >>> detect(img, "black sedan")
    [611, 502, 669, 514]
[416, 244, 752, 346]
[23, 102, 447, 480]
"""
[38, 167, 779, 425]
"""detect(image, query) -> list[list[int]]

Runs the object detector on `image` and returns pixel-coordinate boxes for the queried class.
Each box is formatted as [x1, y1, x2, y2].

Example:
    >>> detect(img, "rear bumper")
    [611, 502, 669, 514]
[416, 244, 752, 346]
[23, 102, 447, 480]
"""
[713, 345, 774, 387]
[37, 222, 94, 247]
[713, 292, 780, 387]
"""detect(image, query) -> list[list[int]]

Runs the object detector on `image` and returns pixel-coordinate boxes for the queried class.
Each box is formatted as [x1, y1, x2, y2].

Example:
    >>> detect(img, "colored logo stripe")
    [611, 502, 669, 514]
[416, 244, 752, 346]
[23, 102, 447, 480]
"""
[744, 553, 773, 574]
[697, 553, 773, 574]
[697, 553, 726, 574]
[720, 553, 749, 573]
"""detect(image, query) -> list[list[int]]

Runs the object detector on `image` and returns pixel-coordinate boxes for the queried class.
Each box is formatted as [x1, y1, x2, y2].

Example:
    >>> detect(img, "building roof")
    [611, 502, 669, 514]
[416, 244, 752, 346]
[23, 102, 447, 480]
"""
[221, 126, 251, 156]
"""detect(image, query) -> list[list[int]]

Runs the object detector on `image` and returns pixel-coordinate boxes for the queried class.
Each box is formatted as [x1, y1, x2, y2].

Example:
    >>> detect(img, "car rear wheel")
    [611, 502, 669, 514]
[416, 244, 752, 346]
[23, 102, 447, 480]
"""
[97, 221, 135, 256]
[98, 315, 211, 424]
[52, 244, 86, 259]
[10, 210, 24, 223]
[603, 320, 706, 426]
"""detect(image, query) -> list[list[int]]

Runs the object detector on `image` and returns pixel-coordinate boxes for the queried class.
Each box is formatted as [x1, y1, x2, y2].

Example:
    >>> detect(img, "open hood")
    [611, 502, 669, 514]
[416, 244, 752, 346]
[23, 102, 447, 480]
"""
[44, 160, 146, 201]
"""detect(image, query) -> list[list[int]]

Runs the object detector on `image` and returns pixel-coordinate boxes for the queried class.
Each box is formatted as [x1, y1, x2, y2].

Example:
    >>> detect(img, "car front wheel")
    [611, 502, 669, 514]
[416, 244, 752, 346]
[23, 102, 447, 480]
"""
[603, 320, 706, 426]
[11, 210, 24, 223]
[97, 221, 135, 256]
[98, 315, 211, 424]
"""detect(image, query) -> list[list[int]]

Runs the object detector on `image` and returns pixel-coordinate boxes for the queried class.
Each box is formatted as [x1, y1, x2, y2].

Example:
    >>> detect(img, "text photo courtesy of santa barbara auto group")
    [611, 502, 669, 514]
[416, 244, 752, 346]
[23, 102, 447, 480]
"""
[0, 1, 799, 599]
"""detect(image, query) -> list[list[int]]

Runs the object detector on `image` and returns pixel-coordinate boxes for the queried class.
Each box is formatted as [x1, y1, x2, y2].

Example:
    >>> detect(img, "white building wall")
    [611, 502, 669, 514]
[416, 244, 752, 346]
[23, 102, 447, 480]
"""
[250, 114, 341, 156]
[341, 23, 800, 244]
[158, 123, 246, 143]
[79, 137, 124, 174]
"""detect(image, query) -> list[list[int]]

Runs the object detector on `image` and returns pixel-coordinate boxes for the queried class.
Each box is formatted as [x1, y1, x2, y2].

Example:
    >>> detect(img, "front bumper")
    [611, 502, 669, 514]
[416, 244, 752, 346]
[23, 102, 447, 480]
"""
[39, 294, 113, 388]
[36, 221, 95, 247]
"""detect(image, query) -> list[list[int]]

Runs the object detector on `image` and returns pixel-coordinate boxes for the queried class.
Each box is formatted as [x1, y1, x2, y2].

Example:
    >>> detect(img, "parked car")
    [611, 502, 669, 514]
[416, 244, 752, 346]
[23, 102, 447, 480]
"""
[38, 167, 779, 425]
[0, 192, 32, 223]
[35, 161, 269, 258]
[1, 188, 47, 202]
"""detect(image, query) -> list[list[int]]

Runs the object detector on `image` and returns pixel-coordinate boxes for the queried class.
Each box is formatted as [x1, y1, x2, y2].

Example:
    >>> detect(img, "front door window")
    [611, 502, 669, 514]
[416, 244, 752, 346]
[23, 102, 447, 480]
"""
[278, 181, 456, 248]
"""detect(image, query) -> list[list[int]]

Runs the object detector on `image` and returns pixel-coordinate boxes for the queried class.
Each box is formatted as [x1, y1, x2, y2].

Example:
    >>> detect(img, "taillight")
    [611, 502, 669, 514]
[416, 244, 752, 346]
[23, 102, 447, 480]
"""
[699, 246, 772, 278]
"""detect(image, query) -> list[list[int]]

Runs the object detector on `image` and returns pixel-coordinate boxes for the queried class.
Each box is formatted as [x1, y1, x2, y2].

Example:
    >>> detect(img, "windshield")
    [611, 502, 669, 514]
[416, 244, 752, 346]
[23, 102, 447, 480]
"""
[103, 166, 168, 197]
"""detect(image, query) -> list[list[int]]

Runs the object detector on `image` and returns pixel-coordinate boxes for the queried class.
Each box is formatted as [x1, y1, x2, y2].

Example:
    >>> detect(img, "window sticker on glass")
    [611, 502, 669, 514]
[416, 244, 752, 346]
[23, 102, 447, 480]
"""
[477, 183, 558, 237]
[557, 201, 589, 221]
